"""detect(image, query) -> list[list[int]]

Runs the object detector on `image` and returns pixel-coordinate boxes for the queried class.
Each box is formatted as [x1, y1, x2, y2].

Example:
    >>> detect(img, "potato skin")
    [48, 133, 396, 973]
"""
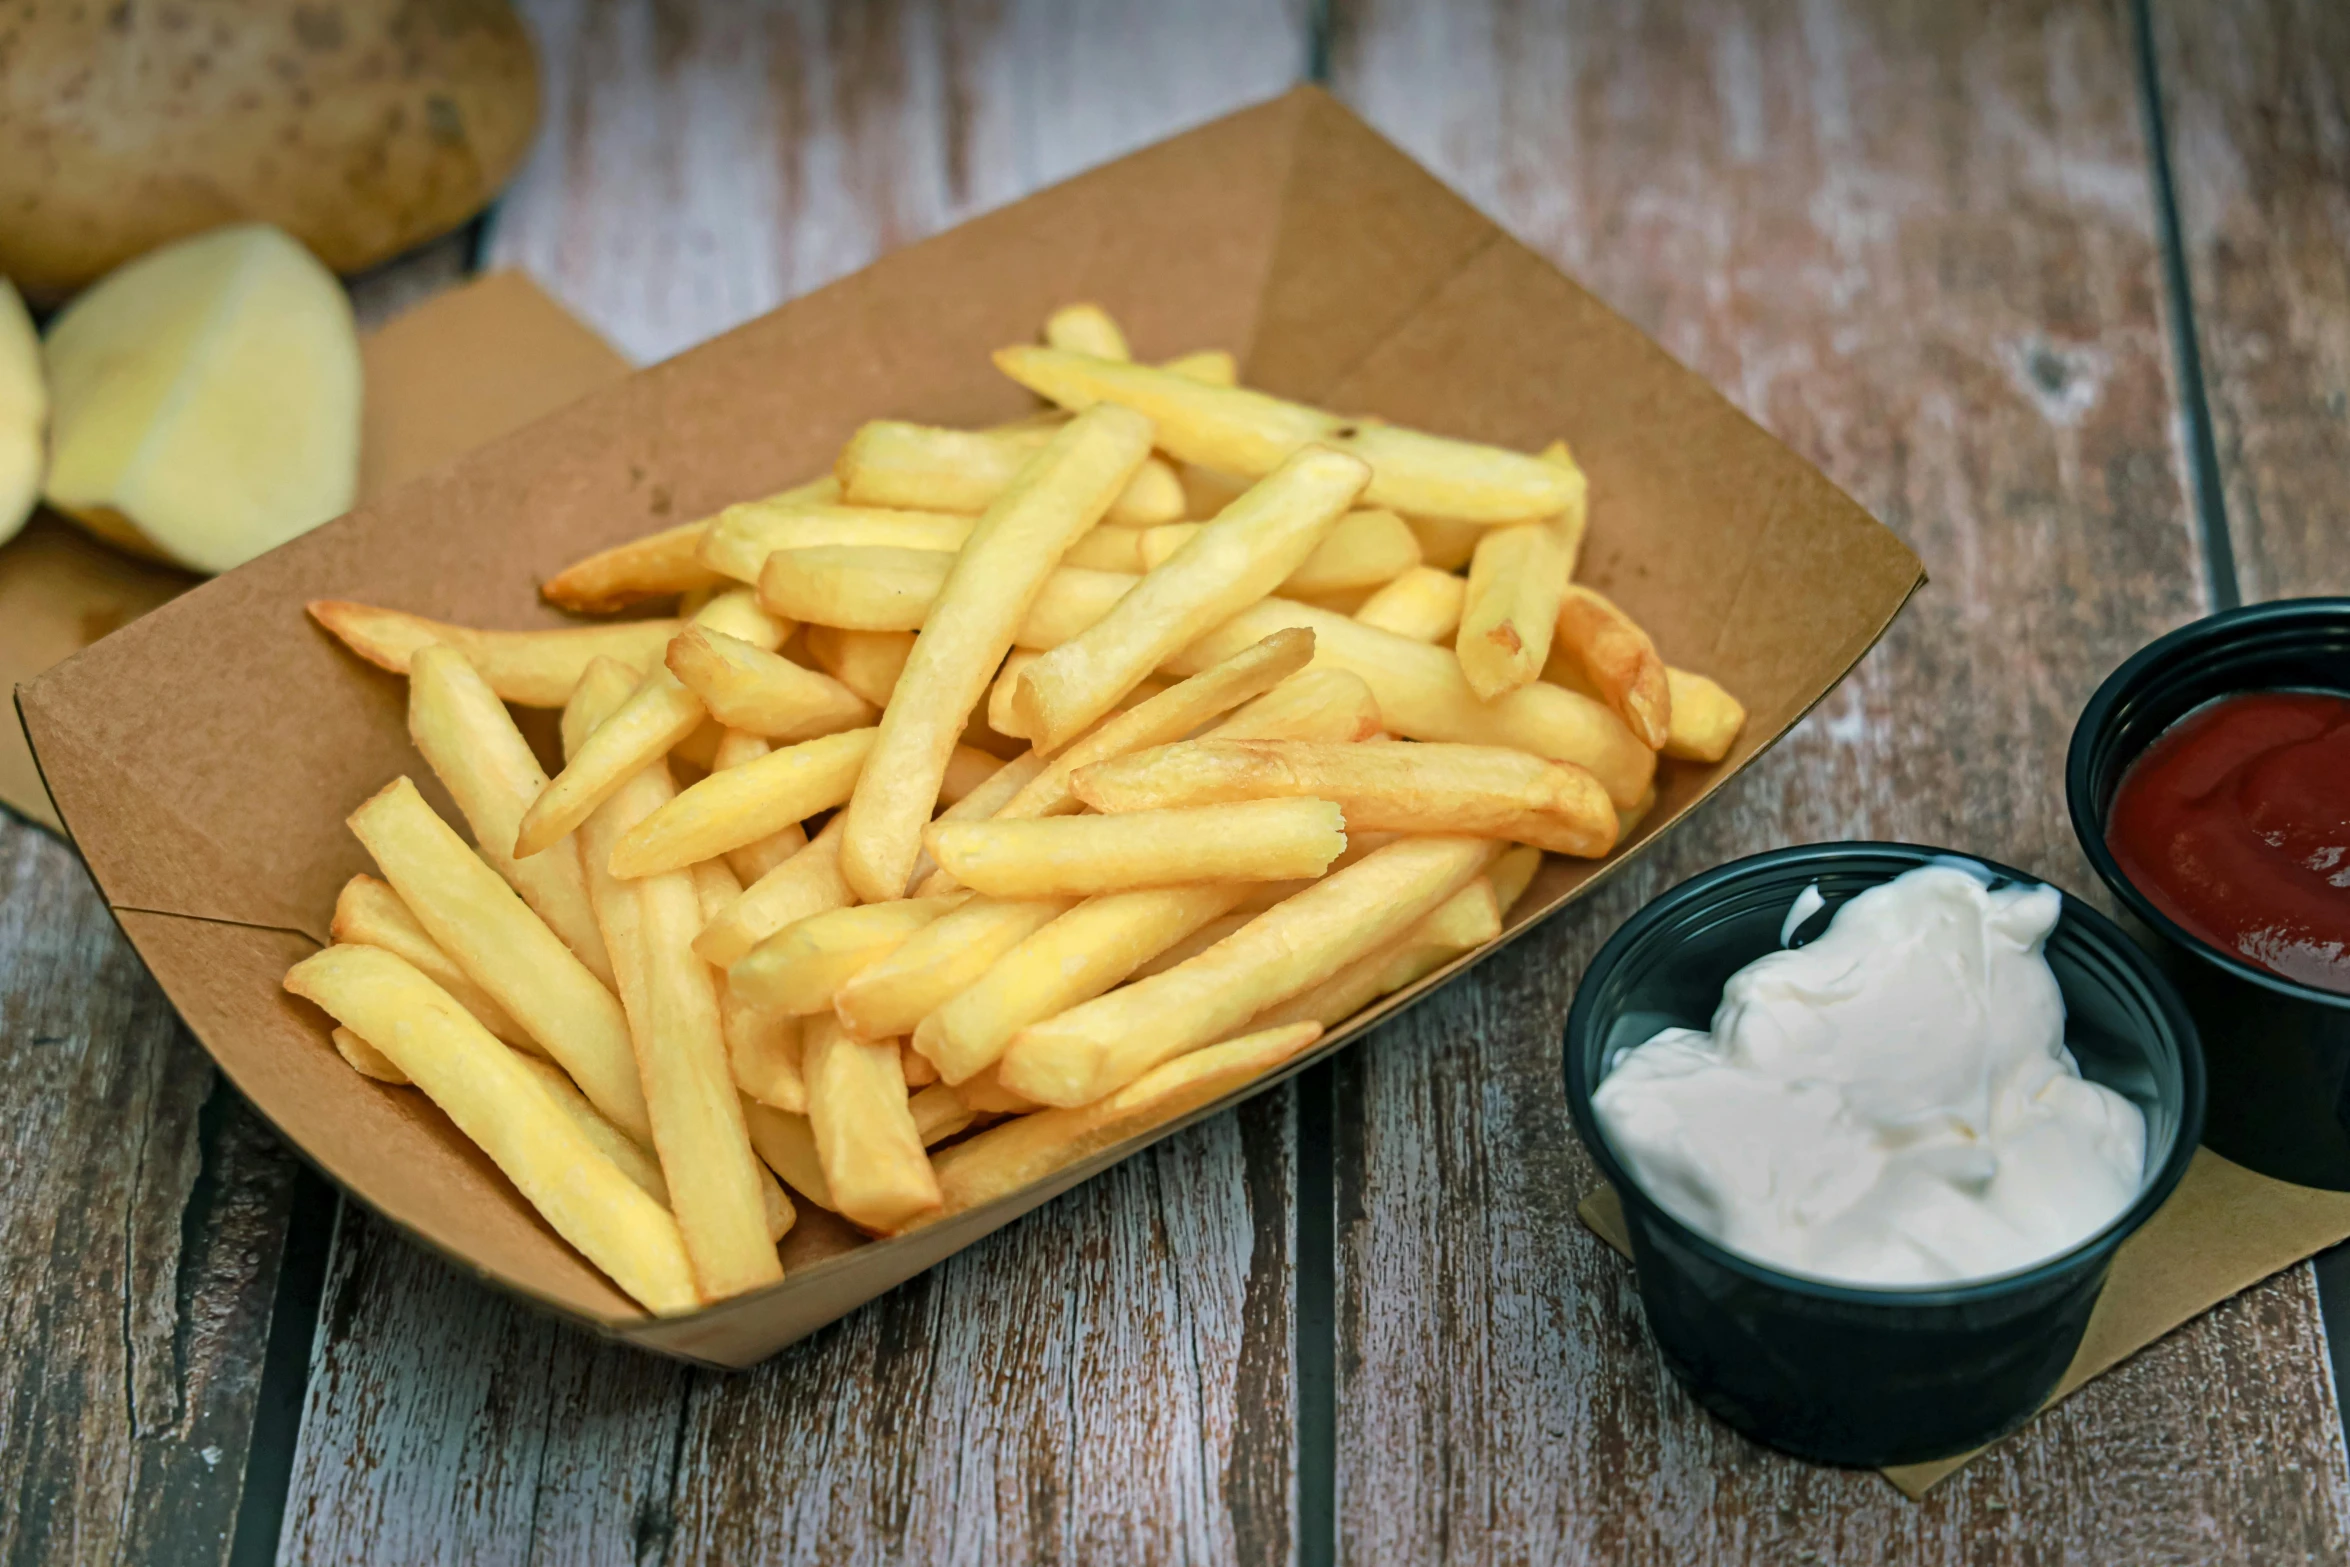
[0, 0, 540, 299]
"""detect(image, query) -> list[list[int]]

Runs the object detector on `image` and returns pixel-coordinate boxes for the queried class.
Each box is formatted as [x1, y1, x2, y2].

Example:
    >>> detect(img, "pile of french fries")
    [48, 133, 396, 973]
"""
[286, 302, 1747, 1315]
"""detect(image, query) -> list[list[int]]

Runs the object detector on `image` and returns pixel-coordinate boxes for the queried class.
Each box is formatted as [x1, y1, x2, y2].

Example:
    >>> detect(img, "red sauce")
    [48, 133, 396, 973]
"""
[2106, 690, 2350, 994]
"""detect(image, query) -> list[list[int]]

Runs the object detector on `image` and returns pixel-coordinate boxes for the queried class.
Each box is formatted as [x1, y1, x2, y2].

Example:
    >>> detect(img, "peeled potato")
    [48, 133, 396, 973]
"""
[41, 225, 362, 574]
[0, 279, 41, 545]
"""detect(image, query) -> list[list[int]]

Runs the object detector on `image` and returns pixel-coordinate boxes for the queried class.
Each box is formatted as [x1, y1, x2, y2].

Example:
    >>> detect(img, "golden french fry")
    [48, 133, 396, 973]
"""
[1000, 835, 1499, 1107]
[899, 1042, 940, 1087]
[1458, 519, 1571, 701]
[407, 646, 617, 989]
[730, 897, 961, 1016]
[1072, 739, 1617, 858]
[833, 420, 1184, 527]
[690, 858, 805, 1113]
[1538, 439, 1589, 572]
[1107, 458, 1187, 527]
[508, 1050, 671, 1210]
[350, 778, 652, 1144]
[1405, 514, 1485, 571]
[1161, 348, 1237, 386]
[1661, 667, 1746, 763]
[331, 1024, 408, 1083]
[995, 347, 1579, 522]
[841, 406, 1157, 903]
[1044, 302, 1130, 359]
[950, 1065, 1041, 1114]
[636, 863, 785, 1298]
[610, 726, 876, 880]
[1139, 506, 1418, 599]
[1252, 877, 1502, 1030]
[909, 1083, 975, 1146]
[284, 945, 695, 1314]
[803, 626, 916, 707]
[562, 656, 642, 759]
[905, 749, 1051, 895]
[1489, 843, 1545, 916]
[928, 798, 1345, 901]
[803, 1016, 941, 1233]
[1128, 911, 1251, 980]
[1171, 599, 1657, 809]
[1012, 446, 1369, 749]
[330, 873, 535, 1052]
[1554, 584, 1670, 749]
[1063, 524, 1150, 572]
[670, 718, 726, 771]
[308, 600, 682, 707]
[833, 896, 1073, 1039]
[541, 520, 725, 613]
[1616, 787, 1659, 839]
[1355, 565, 1467, 643]
[914, 884, 1247, 1085]
[1208, 666, 1384, 744]
[704, 732, 811, 883]
[988, 649, 1171, 740]
[694, 816, 855, 969]
[699, 500, 978, 581]
[741, 1098, 836, 1212]
[758, 544, 954, 632]
[562, 657, 673, 1074]
[925, 1022, 1322, 1221]
[666, 624, 875, 741]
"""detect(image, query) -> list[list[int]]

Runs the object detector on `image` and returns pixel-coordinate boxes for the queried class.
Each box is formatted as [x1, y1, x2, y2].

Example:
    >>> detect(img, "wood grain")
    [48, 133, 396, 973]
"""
[1327, 0, 2350, 1561]
[281, 3, 1308, 1560]
[2153, 0, 2350, 600]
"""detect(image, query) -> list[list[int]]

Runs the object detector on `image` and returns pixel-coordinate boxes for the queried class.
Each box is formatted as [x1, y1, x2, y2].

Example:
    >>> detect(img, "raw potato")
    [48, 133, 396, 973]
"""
[0, 0, 540, 298]
[41, 225, 361, 573]
[0, 279, 43, 543]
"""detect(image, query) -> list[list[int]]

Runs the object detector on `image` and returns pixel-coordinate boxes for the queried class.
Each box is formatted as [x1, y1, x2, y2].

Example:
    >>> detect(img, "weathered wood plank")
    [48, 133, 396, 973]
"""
[2153, 0, 2350, 600]
[1327, 0, 2350, 1561]
[280, 4, 1308, 1560]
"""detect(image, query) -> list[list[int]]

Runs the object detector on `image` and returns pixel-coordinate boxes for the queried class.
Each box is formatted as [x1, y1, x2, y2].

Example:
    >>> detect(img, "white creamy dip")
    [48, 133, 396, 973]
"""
[1592, 863, 2147, 1287]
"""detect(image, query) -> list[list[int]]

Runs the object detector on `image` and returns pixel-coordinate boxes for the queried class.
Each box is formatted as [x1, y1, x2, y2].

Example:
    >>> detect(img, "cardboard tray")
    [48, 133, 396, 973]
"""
[19, 87, 1923, 1368]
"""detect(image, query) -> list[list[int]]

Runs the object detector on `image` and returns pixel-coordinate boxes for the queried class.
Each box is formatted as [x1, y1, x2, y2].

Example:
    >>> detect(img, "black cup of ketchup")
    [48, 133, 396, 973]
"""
[2069, 599, 2350, 1188]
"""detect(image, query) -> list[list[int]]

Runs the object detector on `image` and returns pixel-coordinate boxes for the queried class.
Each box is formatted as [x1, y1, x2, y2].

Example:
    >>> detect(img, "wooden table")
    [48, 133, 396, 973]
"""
[6, 2, 2349, 1561]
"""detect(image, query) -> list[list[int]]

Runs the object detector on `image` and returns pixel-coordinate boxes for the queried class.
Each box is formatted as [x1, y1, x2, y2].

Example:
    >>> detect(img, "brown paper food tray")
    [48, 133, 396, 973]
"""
[0, 270, 634, 831]
[19, 87, 1923, 1369]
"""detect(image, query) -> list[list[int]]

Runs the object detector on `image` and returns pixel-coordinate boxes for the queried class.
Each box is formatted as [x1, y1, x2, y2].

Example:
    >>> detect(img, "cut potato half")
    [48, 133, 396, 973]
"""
[41, 224, 361, 574]
[0, 279, 43, 545]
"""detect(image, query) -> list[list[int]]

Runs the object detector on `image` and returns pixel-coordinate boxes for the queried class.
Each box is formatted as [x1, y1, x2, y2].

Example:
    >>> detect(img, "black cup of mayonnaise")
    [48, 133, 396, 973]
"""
[2069, 598, 2350, 1189]
[1563, 843, 2204, 1467]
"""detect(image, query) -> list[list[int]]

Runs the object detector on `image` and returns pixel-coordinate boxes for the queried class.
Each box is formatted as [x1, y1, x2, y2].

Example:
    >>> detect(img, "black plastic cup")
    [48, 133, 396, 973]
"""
[1563, 843, 2204, 1467]
[2068, 598, 2350, 1190]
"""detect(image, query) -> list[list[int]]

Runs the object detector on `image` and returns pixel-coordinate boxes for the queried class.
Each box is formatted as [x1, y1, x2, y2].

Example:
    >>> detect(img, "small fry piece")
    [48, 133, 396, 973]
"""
[741, 1099, 835, 1212]
[331, 1025, 407, 1083]
[308, 601, 681, 707]
[699, 501, 978, 581]
[833, 896, 1072, 1039]
[541, 520, 725, 613]
[1139, 507, 1418, 598]
[350, 778, 651, 1144]
[609, 726, 877, 880]
[995, 347, 1579, 522]
[1072, 740, 1617, 858]
[667, 624, 875, 740]
[841, 405, 1156, 903]
[803, 626, 915, 707]
[928, 798, 1345, 901]
[284, 945, 695, 1314]
[730, 898, 961, 1016]
[330, 874, 533, 1051]
[407, 646, 617, 988]
[803, 1017, 941, 1232]
[1555, 584, 1670, 749]
[1354, 565, 1467, 643]
[834, 421, 1184, 527]
[926, 1022, 1322, 1221]
[914, 884, 1247, 1085]
[694, 816, 855, 969]
[999, 835, 1499, 1107]
[909, 1083, 976, 1146]
[1012, 446, 1369, 749]
[1661, 667, 1746, 763]
[1458, 516, 1572, 701]
[1252, 878, 1503, 1030]
[1044, 302, 1131, 359]
[636, 866, 786, 1298]
[757, 545, 951, 631]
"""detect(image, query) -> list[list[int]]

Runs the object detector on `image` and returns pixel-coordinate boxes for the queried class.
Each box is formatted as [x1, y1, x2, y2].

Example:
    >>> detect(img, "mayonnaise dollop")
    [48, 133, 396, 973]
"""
[1592, 863, 2146, 1287]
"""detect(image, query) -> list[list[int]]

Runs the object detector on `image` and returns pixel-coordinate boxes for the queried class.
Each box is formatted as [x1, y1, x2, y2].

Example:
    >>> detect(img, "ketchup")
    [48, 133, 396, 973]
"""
[2106, 690, 2350, 994]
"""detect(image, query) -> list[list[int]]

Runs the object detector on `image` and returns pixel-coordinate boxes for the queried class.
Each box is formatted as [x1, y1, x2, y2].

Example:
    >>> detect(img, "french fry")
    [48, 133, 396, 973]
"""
[994, 347, 1580, 522]
[1661, 667, 1746, 762]
[666, 624, 875, 740]
[509, 1051, 671, 1210]
[330, 873, 535, 1052]
[1355, 565, 1467, 643]
[913, 884, 1247, 1085]
[1489, 843, 1546, 916]
[407, 646, 618, 989]
[1458, 518, 1571, 701]
[308, 600, 681, 707]
[699, 501, 978, 581]
[1128, 911, 1251, 979]
[988, 649, 1170, 740]
[331, 1024, 407, 1083]
[741, 1098, 836, 1212]
[729, 898, 961, 1016]
[1405, 514, 1485, 572]
[803, 1016, 941, 1232]
[925, 1022, 1322, 1222]
[758, 544, 954, 632]
[1011, 446, 1369, 749]
[283, 945, 695, 1314]
[1170, 599, 1657, 809]
[609, 726, 877, 880]
[1554, 584, 1670, 749]
[832, 896, 1073, 1039]
[350, 777, 652, 1144]
[1538, 439, 1589, 571]
[834, 421, 1186, 528]
[927, 798, 1345, 901]
[909, 1083, 976, 1146]
[1251, 877, 1503, 1030]
[1616, 786, 1659, 838]
[706, 731, 810, 883]
[691, 858, 806, 1113]
[803, 626, 915, 707]
[951, 1065, 1041, 1114]
[693, 816, 856, 970]
[1161, 348, 1238, 386]
[1062, 524, 1149, 572]
[905, 749, 1052, 895]
[1139, 506, 1418, 599]
[1207, 666, 1384, 744]
[635, 864, 786, 1298]
[1071, 739, 1617, 858]
[1044, 302, 1130, 359]
[899, 1042, 940, 1087]
[841, 405, 1157, 903]
[540, 521, 724, 614]
[562, 656, 672, 1054]
[999, 835, 1499, 1107]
